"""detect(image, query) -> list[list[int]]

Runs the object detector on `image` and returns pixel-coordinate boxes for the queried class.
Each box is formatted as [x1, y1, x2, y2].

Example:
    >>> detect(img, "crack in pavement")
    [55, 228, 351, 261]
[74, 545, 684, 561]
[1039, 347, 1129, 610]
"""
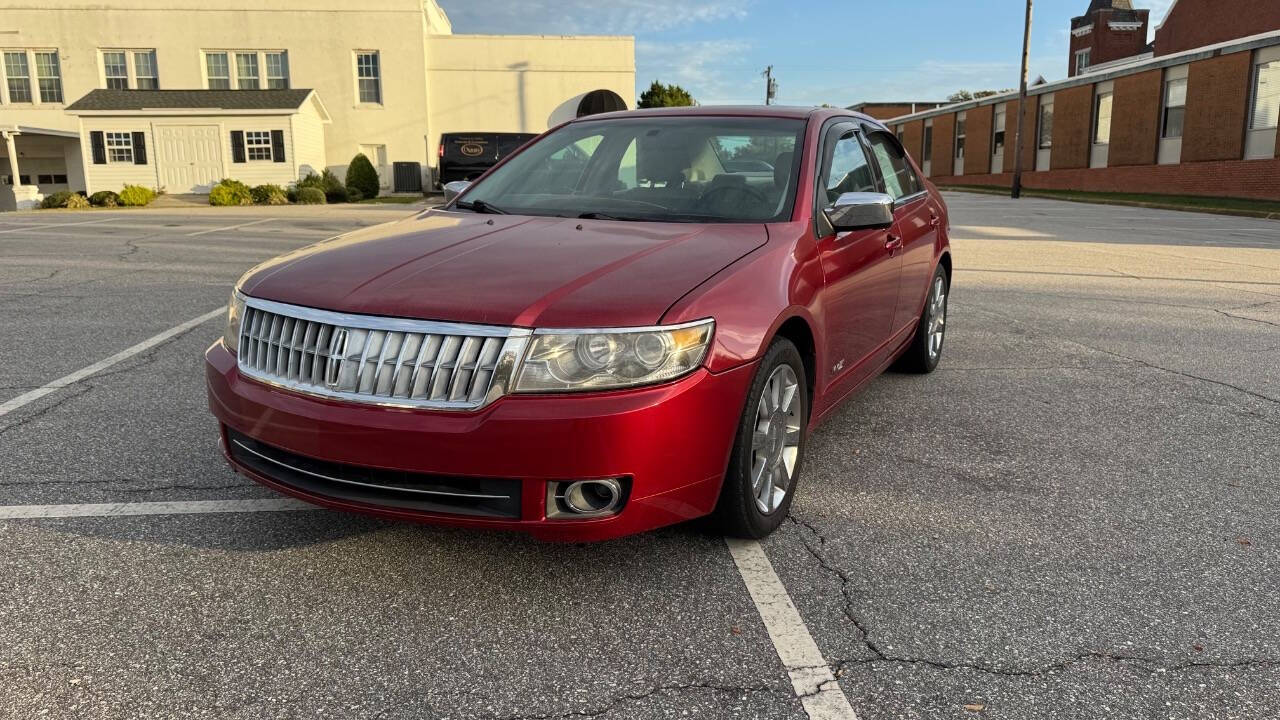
[786, 516, 1280, 683]
[478, 681, 790, 720]
[0, 384, 95, 438]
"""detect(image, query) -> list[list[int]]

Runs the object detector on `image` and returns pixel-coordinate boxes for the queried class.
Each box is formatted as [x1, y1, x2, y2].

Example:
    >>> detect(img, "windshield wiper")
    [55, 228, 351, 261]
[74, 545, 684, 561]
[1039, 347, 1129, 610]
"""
[455, 199, 507, 215]
[576, 211, 645, 221]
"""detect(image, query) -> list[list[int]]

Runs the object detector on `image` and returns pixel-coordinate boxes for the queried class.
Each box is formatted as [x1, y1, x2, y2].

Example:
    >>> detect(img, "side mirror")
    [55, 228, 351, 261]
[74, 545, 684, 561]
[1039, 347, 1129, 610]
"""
[822, 192, 894, 231]
[442, 180, 471, 204]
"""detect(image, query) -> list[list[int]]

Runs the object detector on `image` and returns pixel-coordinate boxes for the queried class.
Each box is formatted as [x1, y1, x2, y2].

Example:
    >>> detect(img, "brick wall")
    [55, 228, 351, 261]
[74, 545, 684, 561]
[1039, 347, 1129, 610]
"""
[929, 157, 1280, 201]
[1155, 0, 1280, 56]
[1182, 51, 1252, 163]
[1108, 69, 1163, 166]
[1069, 9, 1151, 76]
[931, 114, 955, 178]
[1010, 97, 1039, 173]
[853, 103, 943, 121]
[966, 104, 993, 173]
[1051, 84, 1094, 170]
[902, 120, 925, 163]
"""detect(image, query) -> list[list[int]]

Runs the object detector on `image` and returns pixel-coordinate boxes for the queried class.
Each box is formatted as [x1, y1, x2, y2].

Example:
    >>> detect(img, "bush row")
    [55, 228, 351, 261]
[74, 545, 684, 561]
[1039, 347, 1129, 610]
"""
[41, 186, 156, 209]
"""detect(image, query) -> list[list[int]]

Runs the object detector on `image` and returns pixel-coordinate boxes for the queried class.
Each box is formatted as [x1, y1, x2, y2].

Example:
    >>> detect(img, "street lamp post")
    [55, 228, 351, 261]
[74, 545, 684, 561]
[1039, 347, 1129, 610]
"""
[1011, 0, 1033, 199]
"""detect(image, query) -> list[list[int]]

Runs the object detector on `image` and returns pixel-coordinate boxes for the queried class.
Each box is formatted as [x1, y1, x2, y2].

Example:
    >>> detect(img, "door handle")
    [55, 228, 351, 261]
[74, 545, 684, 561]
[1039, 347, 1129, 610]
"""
[885, 234, 903, 253]
[929, 214, 941, 227]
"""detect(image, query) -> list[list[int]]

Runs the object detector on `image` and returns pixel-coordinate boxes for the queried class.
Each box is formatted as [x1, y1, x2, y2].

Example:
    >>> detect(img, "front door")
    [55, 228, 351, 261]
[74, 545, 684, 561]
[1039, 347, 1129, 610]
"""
[814, 122, 902, 399]
[155, 125, 223, 193]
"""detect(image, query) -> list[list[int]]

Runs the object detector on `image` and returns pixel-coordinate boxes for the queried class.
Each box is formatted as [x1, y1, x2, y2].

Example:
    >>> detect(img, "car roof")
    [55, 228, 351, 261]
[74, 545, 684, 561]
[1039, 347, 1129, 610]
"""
[570, 105, 887, 131]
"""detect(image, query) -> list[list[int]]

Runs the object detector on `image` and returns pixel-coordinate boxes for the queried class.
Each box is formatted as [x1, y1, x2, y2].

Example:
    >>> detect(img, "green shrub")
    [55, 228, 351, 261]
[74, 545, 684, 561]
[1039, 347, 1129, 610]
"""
[296, 187, 326, 205]
[118, 185, 157, 207]
[345, 154, 380, 199]
[209, 178, 252, 206]
[41, 190, 75, 209]
[345, 186, 364, 203]
[65, 194, 90, 209]
[295, 171, 325, 190]
[251, 184, 288, 205]
[324, 186, 349, 204]
[89, 190, 120, 207]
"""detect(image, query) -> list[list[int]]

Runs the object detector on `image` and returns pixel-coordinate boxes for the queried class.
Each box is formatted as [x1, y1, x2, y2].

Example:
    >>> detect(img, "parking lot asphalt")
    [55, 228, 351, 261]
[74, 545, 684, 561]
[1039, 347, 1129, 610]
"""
[1, 194, 1277, 719]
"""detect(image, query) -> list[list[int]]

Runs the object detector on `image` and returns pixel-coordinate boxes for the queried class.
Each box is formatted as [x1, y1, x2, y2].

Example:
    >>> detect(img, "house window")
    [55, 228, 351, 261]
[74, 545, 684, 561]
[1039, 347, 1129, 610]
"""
[3, 51, 32, 103]
[206, 52, 231, 89]
[103, 51, 129, 89]
[992, 106, 1006, 151]
[356, 51, 382, 103]
[1250, 60, 1279, 130]
[235, 53, 259, 90]
[134, 51, 158, 89]
[1075, 49, 1091, 75]
[1093, 91, 1113, 145]
[106, 132, 134, 163]
[101, 50, 158, 90]
[265, 52, 289, 89]
[1038, 101, 1054, 148]
[245, 131, 274, 161]
[1162, 77, 1186, 138]
[954, 115, 966, 157]
[37, 174, 69, 184]
[34, 51, 62, 103]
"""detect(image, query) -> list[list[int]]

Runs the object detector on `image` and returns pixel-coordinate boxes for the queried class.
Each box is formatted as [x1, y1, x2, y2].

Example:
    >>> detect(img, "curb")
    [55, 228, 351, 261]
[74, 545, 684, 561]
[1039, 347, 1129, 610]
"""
[938, 186, 1280, 221]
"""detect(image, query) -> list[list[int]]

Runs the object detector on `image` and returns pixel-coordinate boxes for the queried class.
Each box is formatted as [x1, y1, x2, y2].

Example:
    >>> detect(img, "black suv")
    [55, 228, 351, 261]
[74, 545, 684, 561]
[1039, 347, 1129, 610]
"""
[437, 132, 538, 187]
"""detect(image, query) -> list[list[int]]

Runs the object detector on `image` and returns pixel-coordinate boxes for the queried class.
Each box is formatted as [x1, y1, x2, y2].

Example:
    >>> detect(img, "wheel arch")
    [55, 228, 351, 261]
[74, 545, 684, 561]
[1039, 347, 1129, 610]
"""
[770, 313, 818, 408]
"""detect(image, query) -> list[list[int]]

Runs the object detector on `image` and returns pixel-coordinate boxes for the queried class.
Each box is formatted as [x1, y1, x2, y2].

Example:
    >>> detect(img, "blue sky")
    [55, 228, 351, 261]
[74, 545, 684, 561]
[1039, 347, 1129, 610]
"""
[436, 0, 1174, 106]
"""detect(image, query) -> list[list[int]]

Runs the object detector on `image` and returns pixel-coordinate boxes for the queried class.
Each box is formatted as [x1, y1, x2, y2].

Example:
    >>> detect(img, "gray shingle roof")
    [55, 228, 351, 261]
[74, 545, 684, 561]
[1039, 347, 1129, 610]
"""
[66, 89, 314, 112]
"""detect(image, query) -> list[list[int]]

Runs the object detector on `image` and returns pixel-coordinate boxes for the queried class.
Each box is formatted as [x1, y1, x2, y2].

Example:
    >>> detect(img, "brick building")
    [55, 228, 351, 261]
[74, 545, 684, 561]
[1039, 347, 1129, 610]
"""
[886, 2, 1280, 200]
[1069, 0, 1151, 77]
[845, 101, 947, 122]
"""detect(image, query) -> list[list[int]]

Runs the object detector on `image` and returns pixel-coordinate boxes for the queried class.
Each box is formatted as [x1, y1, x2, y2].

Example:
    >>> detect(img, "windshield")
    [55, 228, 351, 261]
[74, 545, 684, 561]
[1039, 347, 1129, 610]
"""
[456, 116, 806, 223]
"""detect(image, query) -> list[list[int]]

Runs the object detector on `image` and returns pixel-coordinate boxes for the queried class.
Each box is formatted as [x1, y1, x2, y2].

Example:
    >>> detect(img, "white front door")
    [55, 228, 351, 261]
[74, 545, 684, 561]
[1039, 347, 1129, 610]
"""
[155, 125, 223, 193]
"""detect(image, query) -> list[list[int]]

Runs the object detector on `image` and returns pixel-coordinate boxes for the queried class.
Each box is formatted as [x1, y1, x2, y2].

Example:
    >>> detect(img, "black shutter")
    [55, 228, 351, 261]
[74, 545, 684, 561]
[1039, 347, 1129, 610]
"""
[230, 130, 246, 163]
[90, 131, 106, 164]
[270, 129, 286, 163]
[131, 132, 147, 165]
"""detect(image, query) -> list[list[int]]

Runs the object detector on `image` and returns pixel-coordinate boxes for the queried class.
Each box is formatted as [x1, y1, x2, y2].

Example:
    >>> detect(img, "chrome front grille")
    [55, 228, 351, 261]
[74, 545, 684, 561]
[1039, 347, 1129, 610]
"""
[237, 296, 530, 410]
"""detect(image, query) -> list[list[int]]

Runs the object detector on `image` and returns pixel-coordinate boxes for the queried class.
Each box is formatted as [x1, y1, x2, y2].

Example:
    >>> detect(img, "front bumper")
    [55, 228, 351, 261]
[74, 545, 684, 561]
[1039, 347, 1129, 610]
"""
[206, 340, 755, 540]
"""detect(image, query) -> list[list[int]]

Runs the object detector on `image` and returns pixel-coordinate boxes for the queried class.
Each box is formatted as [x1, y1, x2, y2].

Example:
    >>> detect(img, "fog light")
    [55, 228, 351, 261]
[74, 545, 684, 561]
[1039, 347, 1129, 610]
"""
[547, 478, 627, 519]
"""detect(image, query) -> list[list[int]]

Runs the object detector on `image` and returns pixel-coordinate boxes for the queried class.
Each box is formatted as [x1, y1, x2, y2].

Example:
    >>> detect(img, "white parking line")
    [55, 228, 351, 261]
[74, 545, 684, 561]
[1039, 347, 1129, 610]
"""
[727, 538, 859, 720]
[0, 307, 224, 419]
[0, 217, 122, 235]
[0, 498, 316, 519]
[185, 217, 275, 237]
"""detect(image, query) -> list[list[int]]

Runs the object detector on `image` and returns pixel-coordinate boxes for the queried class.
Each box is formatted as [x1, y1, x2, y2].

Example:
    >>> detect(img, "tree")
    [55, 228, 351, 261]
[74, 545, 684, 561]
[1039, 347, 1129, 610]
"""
[345, 153, 380, 200]
[637, 81, 696, 109]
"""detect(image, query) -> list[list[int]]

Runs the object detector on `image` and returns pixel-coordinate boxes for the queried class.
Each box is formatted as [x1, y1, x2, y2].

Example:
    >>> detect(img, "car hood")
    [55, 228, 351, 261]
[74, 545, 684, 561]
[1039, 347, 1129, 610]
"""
[239, 210, 768, 328]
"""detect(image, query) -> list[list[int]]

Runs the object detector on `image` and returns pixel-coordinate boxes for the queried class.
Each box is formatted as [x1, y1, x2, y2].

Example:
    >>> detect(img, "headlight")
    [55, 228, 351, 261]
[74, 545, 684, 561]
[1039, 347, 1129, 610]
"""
[515, 319, 714, 392]
[224, 290, 247, 354]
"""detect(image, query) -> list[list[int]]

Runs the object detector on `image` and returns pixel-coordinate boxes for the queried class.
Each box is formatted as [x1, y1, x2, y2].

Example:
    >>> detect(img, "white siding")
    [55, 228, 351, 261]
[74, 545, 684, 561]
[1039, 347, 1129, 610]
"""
[219, 117, 297, 187]
[80, 119, 160, 194]
[290, 103, 328, 181]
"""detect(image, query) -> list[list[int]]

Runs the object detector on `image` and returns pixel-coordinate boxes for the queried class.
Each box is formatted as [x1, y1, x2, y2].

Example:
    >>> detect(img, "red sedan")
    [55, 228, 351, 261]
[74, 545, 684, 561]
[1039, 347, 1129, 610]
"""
[206, 106, 951, 541]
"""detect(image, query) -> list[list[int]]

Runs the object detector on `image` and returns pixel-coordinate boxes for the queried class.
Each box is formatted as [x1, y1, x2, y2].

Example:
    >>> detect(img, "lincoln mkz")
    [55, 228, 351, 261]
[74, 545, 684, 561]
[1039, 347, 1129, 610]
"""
[206, 106, 952, 541]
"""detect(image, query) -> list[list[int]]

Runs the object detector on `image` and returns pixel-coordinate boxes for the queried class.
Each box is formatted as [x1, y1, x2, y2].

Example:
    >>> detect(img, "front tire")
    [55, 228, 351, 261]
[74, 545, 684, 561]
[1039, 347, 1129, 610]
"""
[896, 265, 949, 374]
[712, 338, 808, 538]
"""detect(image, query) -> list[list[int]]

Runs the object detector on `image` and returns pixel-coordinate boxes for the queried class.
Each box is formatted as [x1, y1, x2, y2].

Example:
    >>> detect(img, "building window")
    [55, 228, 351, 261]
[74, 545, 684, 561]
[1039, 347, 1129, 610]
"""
[206, 52, 231, 89]
[1075, 49, 1091, 75]
[245, 131, 274, 160]
[992, 106, 1006, 151]
[922, 124, 933, 159]
[1093, 91, 1113, 145]
[1250, 60, 1279, 130]
[356, 51, 382, 104]
[235, 53, 259, 90]
[101, 50, 158, 90]
[34, 51, 62, 103]
[265, 52, 290, 89]
[106, 132, 134, 163]
[1038, 101, 1054, 148]
[954, 115, 966, 157]
[1162, 77, 1186, 138]
[3, 51, 32, 103]
[134, 50, 158, 90]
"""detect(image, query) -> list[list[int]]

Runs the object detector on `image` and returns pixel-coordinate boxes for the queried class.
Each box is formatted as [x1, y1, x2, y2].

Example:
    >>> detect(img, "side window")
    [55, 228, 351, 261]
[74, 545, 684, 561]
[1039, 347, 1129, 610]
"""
[819, 128, 877, 206]
[866, 132, 921, 201]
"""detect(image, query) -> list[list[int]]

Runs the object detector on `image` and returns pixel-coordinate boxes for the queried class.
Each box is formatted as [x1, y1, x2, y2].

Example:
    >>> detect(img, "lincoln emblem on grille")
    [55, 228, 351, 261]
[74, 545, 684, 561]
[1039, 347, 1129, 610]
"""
[324, 328, 349, 387]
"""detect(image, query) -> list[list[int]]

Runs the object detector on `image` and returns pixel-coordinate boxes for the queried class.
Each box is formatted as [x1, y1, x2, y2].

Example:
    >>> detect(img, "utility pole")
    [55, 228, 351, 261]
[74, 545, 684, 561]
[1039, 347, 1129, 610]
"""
[1011, 0, 1033, 199]
[763, 66, 777, 105]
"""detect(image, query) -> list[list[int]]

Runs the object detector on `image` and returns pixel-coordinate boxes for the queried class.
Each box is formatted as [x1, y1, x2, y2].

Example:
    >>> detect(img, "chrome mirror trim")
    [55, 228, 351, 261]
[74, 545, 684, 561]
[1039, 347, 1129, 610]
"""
[442, 180, 471, 204]
[822, 191, 894, 231]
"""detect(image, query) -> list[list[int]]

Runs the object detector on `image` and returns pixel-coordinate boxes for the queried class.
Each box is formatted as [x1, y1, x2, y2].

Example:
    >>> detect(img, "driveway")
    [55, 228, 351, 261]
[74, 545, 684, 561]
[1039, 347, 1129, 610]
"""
[1, 194, 1277, 719]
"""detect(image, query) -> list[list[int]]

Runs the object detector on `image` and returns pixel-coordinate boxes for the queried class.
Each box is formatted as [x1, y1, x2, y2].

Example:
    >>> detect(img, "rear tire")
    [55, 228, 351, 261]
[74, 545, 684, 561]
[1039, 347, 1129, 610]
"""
[895, 264, 949, 374]
[712, 338, 808, 538]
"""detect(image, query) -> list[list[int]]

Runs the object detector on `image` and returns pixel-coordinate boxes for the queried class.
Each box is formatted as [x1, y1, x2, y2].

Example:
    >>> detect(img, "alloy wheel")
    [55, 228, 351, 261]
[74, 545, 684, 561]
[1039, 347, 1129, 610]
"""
[927, 275, 947, 360]
[750, 364, 802, 514]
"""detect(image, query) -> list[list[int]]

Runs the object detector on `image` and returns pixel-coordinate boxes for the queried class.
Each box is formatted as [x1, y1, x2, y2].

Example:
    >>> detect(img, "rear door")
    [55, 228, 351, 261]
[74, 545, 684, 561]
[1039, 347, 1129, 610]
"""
[864, 129, 938, 337]
[814, 122, 902, 396]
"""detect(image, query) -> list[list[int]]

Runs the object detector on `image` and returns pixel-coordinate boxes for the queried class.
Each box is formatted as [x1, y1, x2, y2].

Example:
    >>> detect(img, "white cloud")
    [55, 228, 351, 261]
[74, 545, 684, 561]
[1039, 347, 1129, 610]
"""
[1132, 0, 1175, 39]
[636, 39, 754, 105]
[438, 0, 748, 35]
